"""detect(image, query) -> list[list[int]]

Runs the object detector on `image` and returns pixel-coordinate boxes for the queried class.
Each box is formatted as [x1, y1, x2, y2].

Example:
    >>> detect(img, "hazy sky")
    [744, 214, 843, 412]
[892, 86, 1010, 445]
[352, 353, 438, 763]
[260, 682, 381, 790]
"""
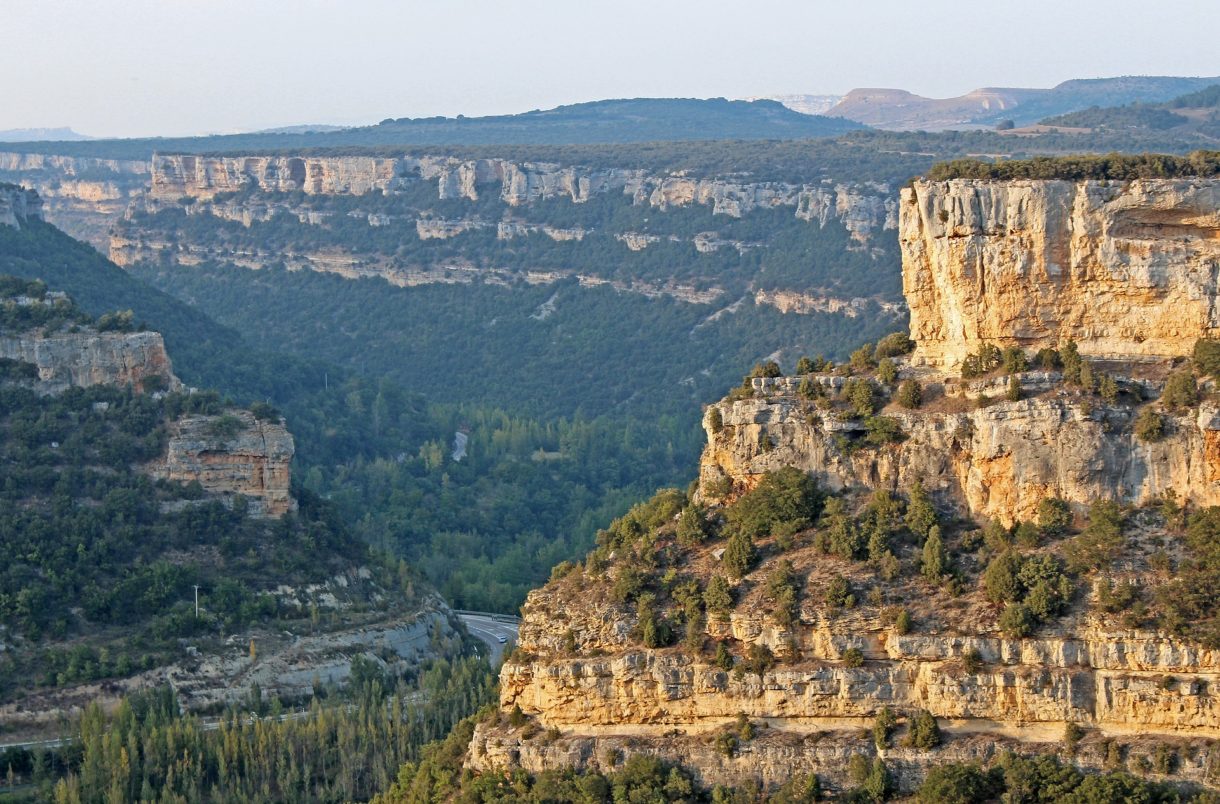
[7, 0, 1219, 138]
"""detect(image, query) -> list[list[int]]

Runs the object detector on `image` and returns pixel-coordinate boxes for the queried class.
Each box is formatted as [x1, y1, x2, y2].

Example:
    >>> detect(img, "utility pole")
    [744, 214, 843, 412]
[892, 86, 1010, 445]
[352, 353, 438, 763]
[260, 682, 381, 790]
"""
[193, 585, 201, 618]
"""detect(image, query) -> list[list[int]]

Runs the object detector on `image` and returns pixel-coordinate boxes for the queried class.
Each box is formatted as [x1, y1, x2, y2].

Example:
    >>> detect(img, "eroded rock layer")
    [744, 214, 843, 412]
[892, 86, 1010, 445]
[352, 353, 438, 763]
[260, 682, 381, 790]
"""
[697, 381, 1220, 525]
[902, 178, 1220, 367]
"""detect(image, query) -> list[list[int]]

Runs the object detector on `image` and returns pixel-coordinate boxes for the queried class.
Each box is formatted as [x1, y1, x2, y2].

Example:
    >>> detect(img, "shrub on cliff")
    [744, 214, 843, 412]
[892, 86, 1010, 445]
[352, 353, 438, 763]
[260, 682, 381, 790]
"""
[704, 574, 734, 614]
[864, 415, 903, 445]
[676, 505, 709, 546]
[1135, 406, 1167, 442]
[877, 358, 898, 384]
[1036, 498, 1073, 537]
[844, 377, 877, 416]
[905, 709, 942, 749]
[874, 331, 915, 359]
[722, 531, 757, 578]
[917, 764, 1003, 804]
[1001, 347, 1028, 374]
[725, 467, 823, 540]
[1161, 370, 1198, 411]
[921, 525, 948, 582]
[896, 379, 922, 409]
[1193, 337, 1220, 377]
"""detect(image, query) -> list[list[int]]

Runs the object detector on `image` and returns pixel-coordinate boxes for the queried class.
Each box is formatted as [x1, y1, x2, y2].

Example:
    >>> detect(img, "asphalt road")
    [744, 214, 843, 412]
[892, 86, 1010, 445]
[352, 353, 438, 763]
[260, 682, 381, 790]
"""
[458, 613, 519, 665]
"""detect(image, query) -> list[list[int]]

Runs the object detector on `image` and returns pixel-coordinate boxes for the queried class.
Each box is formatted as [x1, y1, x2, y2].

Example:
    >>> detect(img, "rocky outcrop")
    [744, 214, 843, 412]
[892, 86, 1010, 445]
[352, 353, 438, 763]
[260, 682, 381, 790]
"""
[150, 153, 403, 199]
[0, 327, 180, 394]
[753, 289, 906, 318]
[0, 185, 43, 229]
[698, 381, 1220, 525]
[477, 534, 1220, 793]
[148, 409, 296, 518]
[903, 178, 1220, 368]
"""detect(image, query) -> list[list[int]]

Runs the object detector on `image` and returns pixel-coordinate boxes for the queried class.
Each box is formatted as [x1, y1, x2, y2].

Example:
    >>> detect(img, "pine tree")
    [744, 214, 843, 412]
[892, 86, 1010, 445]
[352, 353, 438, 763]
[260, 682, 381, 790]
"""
[921, 525, 946, 583]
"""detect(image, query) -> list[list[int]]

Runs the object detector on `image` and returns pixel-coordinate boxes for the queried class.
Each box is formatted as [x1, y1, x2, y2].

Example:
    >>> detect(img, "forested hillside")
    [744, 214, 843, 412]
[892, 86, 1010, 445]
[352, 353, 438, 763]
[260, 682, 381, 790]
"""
[0, 215, 696, 612]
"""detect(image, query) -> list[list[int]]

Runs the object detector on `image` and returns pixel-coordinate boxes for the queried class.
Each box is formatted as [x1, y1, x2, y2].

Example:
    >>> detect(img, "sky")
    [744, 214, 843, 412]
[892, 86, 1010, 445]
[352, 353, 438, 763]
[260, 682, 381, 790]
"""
[6, 0, 1220, 138]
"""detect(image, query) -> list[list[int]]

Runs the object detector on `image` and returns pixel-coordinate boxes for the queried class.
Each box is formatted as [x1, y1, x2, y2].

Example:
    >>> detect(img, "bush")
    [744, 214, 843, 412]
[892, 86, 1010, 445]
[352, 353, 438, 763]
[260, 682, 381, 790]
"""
[1001, 347, 1028, 374]
[704, 575, 734, 614]
[1134, 407, 1166, 442]
[905, 709, 942, 749]
[982, 550, 1023, 603]
[722, 531, 756, 578]
[961, 648, 983, 674]
[873, 706, 897, 749]
[850, 343, 876, 372]
[905, 482, 938, 540]
[843, 647, 865, 667]
[676, 505, 708, 546]
[894, 609, 913, 635]
[1034, 348, 1061, 370]
[874, 332, 915, 358]
[1193, 337, 1220, 377]
[917, 763, 1002, 804]
[715, 642, 734, 670]
[824, 575, 855, 609]
[706, 407, 723, 433]
[844, 378, 877, 417]
[877, 358, 898, 384]
[1161, 370, 1198, 411]
[896, 380, 922, 409]
[999, 603, 1035, 638]
[863, 415, 903, 445]
[725, 467, 823, 539]
[1006, 375, 1022, 402]
[921, 525, 947, 582]
[1037, 498, 1073, 537]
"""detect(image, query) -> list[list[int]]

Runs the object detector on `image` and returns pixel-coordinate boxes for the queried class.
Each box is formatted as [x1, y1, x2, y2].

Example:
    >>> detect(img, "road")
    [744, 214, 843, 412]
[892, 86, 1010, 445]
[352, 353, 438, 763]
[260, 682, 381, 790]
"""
[457, 612, 520, 665]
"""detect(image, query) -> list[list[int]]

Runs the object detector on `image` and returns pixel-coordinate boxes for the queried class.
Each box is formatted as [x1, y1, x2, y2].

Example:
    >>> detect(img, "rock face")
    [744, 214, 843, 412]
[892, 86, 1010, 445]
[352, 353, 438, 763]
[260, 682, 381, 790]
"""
[475, 539, 1220, 793]
[0, 155, 146, 247]
[150, 153, 403, 199]
[903, 178, 1220, 368]
[0, 327, 180, 394]
[147, 152, 897, 242]
[149, 409, 296, 518]
[698, 381, 1220, 525]
[0, 184, 43, 229]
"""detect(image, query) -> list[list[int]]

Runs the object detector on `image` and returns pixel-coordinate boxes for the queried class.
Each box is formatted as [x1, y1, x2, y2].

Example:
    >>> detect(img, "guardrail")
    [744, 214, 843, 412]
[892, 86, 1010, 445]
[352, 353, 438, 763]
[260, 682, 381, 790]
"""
[453, 609, 522, 624]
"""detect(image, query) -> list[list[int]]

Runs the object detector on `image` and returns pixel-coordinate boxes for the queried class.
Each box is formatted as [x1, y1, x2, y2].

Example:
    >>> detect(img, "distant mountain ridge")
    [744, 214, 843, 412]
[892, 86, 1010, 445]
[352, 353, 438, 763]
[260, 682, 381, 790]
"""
[826, 75, 1220, 130]
[0, 98, 863, 162]
[0, 126, 91, 142]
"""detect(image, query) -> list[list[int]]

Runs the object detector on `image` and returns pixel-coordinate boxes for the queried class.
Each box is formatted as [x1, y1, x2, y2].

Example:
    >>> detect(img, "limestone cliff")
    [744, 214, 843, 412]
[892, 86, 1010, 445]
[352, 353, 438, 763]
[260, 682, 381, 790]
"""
[0, 184, 43, 229]
[147, 152, 897, 242]
[0, 327, 180, 394]
[148, 409, 297, 518]
[697, 376, 1220, 525]
[474, 504, 1219, 793]
[903, 178, 1220, 368]
[0, 154, 146, 247]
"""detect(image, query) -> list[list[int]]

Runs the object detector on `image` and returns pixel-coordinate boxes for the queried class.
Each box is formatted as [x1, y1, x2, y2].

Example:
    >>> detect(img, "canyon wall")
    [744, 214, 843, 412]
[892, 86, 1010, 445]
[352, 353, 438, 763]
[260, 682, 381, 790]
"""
[698, 379, 1220, 525]
[148, 152, 897, 242]
[903, 178, 1220, 368]
[149, 409, 296, 518]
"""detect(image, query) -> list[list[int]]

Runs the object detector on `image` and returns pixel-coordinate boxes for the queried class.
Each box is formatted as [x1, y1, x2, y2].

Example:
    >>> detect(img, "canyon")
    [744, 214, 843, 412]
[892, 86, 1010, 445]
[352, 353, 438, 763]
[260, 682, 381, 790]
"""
[0, 150, 902, 317]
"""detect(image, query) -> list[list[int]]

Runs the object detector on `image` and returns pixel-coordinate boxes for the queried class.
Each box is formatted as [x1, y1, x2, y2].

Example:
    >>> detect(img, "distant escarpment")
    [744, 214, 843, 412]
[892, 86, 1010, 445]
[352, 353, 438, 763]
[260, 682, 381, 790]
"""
[0, 154, 146, 247]
[109, 152, 902, 318]
[903, 177, 1220, 369]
